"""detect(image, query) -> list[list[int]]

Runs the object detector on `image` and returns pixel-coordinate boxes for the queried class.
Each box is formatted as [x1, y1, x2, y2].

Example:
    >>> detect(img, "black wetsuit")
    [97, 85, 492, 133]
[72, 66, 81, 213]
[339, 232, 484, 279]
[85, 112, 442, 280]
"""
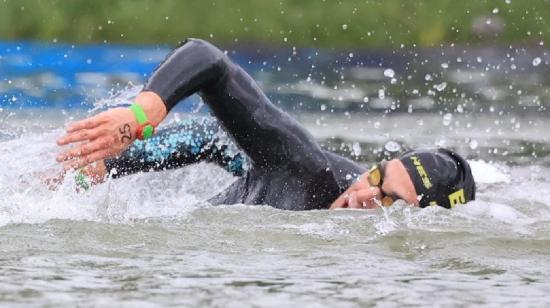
[105, 39, 366, 210]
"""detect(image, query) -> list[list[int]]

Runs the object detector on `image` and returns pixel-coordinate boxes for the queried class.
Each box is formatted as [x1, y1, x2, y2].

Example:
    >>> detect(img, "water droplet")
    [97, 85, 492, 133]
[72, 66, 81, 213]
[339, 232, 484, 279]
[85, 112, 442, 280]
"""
[374, 121, 381, 129]
[384, 141, 401, 152]
[442, 113, 453, 126]
[505, 0, 511, 4]
[378, 89, 385, 99]
[363, 97, 369, 103]
[320, 104, 327, 111]
[434, 82, 447, 91]
[383, 68, 395, 78]
[532, 57, 542, 66]
[424, 74, 433, 81]
[441, 63, 449, 69]
[342, 24, 348, 30]
[492, 8, 499, 14]
[351, 142, 362, 156]
[469, 139, 478, 150]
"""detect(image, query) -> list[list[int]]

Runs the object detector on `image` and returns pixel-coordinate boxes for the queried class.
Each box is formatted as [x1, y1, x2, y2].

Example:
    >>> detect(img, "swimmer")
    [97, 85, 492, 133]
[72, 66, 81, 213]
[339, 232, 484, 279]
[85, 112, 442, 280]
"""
[55, 39, 475, 210]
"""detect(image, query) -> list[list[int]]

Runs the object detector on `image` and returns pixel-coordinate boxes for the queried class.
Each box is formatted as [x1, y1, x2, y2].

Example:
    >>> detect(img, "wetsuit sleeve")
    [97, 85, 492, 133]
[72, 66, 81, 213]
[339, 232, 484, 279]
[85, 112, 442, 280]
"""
[143, 39, 327, 169]
[104, 118, 246, 178]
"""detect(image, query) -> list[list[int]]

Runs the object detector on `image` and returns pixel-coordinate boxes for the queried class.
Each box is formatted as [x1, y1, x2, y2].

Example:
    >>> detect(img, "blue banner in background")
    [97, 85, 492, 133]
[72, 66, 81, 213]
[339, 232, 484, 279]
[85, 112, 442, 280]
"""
[0, 41, 207, 111]
[1, 40, 548, 115]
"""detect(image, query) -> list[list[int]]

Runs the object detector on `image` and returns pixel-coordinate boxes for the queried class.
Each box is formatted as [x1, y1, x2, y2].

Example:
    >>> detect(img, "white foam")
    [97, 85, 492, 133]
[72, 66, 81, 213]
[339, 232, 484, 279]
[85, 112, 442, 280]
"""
[469, 160, 510, 184]
[454, 200, 529, 225]
[0, 128, 233, 226]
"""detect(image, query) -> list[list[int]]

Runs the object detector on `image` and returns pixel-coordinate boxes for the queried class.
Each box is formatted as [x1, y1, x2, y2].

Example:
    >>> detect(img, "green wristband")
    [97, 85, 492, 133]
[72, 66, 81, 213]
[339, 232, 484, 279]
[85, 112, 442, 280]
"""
[129, 103, 155, 139]
[129, 103, 148, 124]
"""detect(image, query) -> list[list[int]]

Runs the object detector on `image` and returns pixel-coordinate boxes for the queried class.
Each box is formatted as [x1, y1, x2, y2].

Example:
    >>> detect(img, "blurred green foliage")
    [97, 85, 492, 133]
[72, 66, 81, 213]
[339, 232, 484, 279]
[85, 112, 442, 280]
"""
[0, 0, 548, 47]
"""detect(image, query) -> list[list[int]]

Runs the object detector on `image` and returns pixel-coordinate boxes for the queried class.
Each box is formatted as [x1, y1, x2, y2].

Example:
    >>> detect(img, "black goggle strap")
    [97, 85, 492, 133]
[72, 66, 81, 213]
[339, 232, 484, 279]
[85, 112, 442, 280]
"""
[367, 161, 399, 207]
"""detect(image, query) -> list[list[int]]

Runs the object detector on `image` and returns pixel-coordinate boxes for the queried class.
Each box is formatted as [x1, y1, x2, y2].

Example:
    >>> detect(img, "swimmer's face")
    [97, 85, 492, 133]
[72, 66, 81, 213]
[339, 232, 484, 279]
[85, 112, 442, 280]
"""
[329, 159, 418, 209]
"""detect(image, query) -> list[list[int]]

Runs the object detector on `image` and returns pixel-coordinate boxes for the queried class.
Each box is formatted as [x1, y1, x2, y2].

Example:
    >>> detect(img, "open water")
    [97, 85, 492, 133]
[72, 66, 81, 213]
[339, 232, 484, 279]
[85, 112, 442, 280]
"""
[0, 41, 549, 306]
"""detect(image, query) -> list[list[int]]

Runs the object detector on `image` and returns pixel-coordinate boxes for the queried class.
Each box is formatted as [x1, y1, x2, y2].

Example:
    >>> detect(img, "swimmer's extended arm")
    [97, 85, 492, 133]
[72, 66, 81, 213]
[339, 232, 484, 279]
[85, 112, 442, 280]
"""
[104, 119, 245, 178]
[144, 39, 326, 169]
[57, 39, 325, 172]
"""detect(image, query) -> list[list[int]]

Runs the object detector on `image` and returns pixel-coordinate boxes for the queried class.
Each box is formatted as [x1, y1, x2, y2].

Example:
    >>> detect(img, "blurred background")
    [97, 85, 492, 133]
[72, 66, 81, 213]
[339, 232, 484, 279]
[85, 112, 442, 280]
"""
[0, 0, 548, 47]
[0, 0, 548, 110]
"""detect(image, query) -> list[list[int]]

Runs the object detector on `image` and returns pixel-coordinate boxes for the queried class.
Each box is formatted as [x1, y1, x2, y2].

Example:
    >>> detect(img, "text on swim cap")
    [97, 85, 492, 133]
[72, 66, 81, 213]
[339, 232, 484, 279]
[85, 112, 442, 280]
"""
[410, 156, 433, 189]
[448, 189, 466, 208]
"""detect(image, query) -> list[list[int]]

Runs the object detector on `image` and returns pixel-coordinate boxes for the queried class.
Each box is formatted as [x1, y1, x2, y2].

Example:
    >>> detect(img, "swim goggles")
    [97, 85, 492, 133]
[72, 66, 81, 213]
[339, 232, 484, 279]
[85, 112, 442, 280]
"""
[367, 161, 399, 206]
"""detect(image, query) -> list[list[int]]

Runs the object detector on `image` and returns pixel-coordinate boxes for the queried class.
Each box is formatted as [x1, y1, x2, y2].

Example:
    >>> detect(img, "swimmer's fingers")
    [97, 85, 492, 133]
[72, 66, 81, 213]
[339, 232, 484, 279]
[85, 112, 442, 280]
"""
[57, 126, 109, 146]
[329, 180, 372, 209]
[62, 148, 115, 170]
[66, 114, 107, 133]
[34, 168, 66, 191]
[56, 136, 114, 162]
[350, 188, 380, 209]
[58, 108, 136, 146]
[57, 113, 107, 146]
[330, 193, 349, 209]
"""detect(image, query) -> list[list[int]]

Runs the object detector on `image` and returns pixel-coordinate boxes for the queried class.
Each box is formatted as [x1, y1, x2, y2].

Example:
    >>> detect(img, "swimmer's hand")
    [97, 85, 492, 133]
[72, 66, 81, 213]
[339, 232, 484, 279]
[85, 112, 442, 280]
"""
[329, 175, 383, 210]
[36, 161, 108, 190]
[56, 91, 166, 170]
[35, 167, 66, 190]
[56, 107, 137, 170]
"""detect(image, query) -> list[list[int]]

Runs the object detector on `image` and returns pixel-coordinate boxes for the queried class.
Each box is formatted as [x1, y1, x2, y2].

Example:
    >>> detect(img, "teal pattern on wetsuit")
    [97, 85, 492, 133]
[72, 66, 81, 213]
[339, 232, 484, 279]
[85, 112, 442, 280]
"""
[104, 117, 247, 178]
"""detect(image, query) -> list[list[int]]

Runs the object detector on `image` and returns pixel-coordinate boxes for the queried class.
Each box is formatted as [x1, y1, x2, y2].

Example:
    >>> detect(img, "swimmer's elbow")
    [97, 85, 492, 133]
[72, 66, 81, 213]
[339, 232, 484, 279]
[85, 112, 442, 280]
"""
[182, 38, 229, 81]
[144, 38, 230, 111]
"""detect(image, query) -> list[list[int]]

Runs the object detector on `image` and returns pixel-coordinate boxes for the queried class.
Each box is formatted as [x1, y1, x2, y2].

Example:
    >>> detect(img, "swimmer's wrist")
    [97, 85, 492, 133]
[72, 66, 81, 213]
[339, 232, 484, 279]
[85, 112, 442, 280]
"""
[75, 161, 108, 191]
[129, 103, 156, 140]
[135, 91, 167, 125]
